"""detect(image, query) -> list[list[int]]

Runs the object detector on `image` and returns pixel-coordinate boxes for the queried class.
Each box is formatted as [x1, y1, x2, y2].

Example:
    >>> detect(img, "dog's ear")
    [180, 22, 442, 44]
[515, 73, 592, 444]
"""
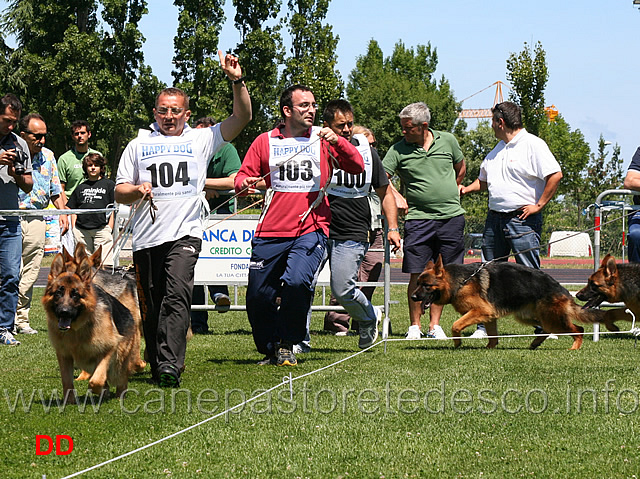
[424, 260, 435, 271]
[601, 254, 614, 268]
[88, 245, 102, 268]
[434, 254, 444, 274]
[62, 246, 73, 264]
[603, 254, 618, 284]
[74, 242, 88, 265]
[76, 257, 94, 283]
[49, 253, 66, 279]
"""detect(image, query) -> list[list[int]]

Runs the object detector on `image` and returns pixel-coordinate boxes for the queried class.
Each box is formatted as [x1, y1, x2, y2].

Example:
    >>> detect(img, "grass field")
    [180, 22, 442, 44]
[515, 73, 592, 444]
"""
[2, 285, 640, 478]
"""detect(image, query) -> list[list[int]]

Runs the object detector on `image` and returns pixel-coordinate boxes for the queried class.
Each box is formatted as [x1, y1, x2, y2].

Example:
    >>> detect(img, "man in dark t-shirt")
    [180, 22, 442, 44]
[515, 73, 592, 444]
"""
[320, 100, 400, 346]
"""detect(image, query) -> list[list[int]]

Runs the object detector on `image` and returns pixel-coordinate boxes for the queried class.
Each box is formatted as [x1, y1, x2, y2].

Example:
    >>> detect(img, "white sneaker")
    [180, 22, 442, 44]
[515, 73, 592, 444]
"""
[17, 326, 38, 335]
[293, 343, 311, 354]
[426, 324, 447, 340]
[405, 325, 423, 340]
[374, 306, 383, 325]
[548, 334, 559, 340]
[470, 325, 488, 339]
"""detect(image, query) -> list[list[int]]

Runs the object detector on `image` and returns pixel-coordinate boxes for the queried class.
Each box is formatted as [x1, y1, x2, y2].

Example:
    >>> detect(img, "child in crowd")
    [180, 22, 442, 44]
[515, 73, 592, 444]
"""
[67, 153, 115, 267]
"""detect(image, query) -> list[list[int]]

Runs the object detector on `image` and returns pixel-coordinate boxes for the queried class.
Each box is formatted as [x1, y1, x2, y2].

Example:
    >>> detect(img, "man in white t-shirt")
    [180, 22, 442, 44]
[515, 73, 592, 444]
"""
[115, 51, 251, 387]
[461, 101, 562, 340]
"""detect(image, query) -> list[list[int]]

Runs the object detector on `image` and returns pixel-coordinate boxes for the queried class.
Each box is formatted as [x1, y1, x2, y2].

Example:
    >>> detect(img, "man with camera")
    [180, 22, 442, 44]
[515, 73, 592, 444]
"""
[0, 94, 33, 346]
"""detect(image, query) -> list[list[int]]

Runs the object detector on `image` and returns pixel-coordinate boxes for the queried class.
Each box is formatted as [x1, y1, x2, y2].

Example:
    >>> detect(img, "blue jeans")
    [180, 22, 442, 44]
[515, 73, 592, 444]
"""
[482, 210, 542, 269]
[628, 213, 640, 263]
[328, 239, 376, 324]
[0, 221, 22, 331]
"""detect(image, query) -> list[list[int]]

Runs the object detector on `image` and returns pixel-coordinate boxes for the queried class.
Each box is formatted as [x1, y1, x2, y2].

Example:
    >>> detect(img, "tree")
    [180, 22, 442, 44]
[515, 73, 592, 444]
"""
[347, 40, 460, 158]
[0, 0, 161, 175]
[172, 0, 227, 121]
[506, 41, 548, 137]
[231, 0, 284, 156]
[281, 0, 342, 112]
[538, 115, 591, 228]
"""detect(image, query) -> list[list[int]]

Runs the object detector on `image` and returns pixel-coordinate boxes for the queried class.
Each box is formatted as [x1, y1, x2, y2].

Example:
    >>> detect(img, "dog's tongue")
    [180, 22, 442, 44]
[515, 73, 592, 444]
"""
[421, 300, 432, 315]
[58, 317, 73, 331]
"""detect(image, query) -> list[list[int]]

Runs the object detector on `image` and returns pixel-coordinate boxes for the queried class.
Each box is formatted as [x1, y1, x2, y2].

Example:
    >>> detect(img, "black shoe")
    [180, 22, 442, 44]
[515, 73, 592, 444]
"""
[276, 343, 297, 366]
[158, 365, 180, 388]
[214, 293, 231, 313]
[191, 326, 209, 334]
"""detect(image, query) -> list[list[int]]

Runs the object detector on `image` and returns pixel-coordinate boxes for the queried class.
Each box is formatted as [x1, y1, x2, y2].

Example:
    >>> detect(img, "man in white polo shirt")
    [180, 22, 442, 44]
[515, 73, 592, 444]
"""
[461, 101, 562, 340]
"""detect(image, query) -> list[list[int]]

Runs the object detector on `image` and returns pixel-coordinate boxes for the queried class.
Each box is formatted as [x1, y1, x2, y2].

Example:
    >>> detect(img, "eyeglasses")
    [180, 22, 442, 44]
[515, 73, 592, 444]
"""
[293, 102, 318, 112]
[23, 130, 47, 141]
[156, 107, 184, 116]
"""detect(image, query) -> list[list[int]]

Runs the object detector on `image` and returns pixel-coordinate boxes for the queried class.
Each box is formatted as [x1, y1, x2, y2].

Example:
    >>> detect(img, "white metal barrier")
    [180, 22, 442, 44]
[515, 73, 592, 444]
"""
[590, 189, 640, 341]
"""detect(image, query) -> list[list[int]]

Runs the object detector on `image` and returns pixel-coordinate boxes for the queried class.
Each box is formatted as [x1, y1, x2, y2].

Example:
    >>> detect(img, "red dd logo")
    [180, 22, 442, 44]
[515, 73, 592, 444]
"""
[36, 435, 74, 456]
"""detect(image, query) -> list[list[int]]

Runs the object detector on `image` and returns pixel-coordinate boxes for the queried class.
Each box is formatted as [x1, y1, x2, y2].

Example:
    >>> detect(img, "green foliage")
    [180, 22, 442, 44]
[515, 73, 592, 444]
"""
[281, 0, 343, 112]
[172, 0, 227, 121]
[231, 0, 284, 156]
[0, 0, 162, 176]
[538, 115, 591, 229]
[506, 41, 548, 136]
[346, 40, 460, 158]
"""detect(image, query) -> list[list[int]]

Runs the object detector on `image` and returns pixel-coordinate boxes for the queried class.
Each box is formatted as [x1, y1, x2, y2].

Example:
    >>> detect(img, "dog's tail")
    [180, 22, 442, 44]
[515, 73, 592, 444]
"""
[574, 307, 610, 324]
[574, 306, 633, 332]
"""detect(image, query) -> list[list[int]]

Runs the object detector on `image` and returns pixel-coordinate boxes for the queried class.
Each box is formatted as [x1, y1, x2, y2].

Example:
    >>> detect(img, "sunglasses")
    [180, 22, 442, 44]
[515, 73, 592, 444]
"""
[156, 107, 184, 116]
[23, 130, 47, 141]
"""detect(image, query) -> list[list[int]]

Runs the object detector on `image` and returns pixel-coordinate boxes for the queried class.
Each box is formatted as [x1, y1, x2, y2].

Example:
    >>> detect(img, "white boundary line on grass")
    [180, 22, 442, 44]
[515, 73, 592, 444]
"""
[58, 310, 639, 479]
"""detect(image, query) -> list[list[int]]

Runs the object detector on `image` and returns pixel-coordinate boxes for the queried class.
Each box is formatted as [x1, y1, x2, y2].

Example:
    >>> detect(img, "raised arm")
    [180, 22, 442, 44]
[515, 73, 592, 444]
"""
[218, 51, 252, 143]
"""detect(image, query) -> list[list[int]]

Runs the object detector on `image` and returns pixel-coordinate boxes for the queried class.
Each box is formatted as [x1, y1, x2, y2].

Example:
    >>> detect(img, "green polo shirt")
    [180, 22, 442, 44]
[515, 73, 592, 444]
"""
[57, 147, 101, 194]
[383, 129, 465, 220]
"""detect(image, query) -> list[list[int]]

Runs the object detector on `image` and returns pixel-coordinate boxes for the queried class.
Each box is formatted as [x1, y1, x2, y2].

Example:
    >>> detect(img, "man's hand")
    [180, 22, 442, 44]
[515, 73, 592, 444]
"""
[388, 231, 402, 253]
[0, 149, 19, 177]
[518, 204, 542, 220]
[317, 127, 339, 145]
[205, 189, 221, 201]
[218, 50, 242, 81]
[238, 177, 262, 196]
[59, 214, 69, 236]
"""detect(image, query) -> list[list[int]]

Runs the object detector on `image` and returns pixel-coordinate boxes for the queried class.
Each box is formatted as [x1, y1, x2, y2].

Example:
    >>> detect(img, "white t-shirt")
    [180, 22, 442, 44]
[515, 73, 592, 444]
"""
[479, 129, 560, 212]
[116, 123, 226, 251]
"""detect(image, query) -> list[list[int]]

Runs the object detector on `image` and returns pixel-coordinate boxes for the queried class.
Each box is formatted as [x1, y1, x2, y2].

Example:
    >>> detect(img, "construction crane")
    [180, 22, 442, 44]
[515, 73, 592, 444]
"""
[458, 81, 559, 122]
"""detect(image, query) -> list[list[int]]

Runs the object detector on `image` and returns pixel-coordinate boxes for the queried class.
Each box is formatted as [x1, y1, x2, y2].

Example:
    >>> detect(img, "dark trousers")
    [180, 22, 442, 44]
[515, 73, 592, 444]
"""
[134, 236, 201, 374]
[247, 231, 327, 355]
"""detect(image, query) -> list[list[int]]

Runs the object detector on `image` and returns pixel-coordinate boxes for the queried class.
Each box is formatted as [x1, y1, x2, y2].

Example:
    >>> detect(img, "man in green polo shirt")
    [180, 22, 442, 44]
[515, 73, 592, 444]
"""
[383, 102, 466, 341]
[57, 120, 101, 195]
[57, 120, 101, 253]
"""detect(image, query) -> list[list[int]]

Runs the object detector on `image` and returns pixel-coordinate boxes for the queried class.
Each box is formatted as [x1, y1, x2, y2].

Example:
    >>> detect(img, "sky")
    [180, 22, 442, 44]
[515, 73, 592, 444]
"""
[3, 0, 640, 166]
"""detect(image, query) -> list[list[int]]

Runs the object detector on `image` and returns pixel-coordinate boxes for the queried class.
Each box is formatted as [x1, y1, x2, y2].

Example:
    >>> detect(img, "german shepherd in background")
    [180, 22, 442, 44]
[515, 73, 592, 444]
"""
[576, 254, 640, 330]
[43, 250, 143, 404]
[63, 244, 147, 380]
[411, 255, 610, 350]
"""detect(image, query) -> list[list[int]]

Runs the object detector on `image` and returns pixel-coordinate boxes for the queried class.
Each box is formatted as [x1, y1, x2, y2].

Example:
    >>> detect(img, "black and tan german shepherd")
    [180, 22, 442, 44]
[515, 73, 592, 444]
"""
[576, 254, 640, 330]
[43, 248, 143, 404]
[62, 244, 146, 381]
[411, 255, 610, 350]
